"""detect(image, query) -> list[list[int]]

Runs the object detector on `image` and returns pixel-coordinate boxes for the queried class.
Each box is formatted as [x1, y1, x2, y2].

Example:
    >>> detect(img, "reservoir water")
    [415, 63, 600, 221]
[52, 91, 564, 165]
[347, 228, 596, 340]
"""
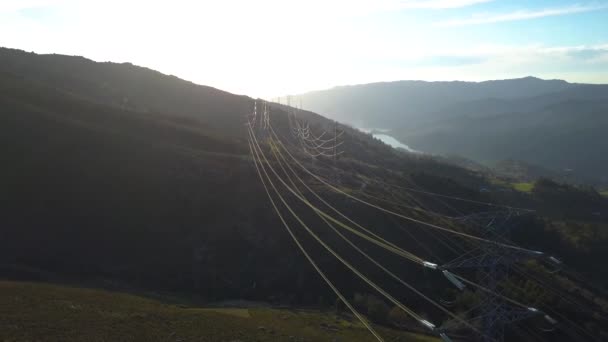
[373, 134, 417, 152]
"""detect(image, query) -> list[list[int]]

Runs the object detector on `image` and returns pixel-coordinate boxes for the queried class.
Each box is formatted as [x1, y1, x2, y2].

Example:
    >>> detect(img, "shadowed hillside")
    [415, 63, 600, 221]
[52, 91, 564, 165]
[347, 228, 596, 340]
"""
[0, 48, 488, 301]
[2, 48, 608, 341]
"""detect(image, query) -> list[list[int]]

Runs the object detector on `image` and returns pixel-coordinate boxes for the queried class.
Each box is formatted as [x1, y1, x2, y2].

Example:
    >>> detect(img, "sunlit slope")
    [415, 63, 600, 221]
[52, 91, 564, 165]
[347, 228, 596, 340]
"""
[0, 281, 436, 342]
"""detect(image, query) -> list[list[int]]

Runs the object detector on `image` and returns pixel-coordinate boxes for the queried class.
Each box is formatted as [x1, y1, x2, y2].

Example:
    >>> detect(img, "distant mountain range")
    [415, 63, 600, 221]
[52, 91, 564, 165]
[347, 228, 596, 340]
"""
[291, 77, 608, 183]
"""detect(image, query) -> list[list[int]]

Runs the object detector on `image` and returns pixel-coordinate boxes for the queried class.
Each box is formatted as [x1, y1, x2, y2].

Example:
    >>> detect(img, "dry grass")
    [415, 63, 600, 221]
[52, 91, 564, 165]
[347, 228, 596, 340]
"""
[0, 280, 438, 342]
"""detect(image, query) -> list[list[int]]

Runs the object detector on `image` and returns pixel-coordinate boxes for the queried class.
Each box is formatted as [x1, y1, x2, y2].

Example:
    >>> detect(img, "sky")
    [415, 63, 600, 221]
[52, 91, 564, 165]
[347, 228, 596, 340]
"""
[1, 0, 608, 97]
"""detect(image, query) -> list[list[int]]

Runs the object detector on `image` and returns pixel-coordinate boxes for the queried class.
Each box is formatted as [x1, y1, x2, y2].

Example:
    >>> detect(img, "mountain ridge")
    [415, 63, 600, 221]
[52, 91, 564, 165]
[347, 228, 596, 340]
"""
[296, 75, 576, 98]
[290, 76, 608, 183]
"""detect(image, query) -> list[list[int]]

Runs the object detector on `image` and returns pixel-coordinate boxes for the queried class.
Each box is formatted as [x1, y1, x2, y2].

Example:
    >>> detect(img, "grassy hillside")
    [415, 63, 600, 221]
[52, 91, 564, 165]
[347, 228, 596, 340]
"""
[0, 281, 436, 342]
[513, 182, 534, 193]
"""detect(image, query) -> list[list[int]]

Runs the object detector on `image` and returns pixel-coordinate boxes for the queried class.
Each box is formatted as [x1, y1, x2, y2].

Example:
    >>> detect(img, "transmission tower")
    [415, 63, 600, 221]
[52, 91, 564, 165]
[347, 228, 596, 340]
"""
[440, 210, 548, 341]
[331, 120, 342, 184]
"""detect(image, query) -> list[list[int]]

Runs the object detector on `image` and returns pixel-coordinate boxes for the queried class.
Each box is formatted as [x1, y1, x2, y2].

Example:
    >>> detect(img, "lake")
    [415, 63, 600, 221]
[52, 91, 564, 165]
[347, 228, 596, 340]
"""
[373, 134, 417, 152]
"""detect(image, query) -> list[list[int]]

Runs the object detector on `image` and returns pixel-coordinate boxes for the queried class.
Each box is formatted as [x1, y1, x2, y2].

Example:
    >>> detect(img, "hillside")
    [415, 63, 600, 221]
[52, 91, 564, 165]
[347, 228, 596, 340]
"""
[0, 47, 493, 304]
[0, 280, 435, 342]
[0, 48, 251, 136]
[2, 48, 608, 341]
[291, 78, 608, 183]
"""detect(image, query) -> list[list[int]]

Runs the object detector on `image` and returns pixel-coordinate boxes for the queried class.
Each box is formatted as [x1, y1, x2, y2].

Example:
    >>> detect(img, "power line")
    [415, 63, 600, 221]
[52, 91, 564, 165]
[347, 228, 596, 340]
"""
[268, 137, 487, 337]
[245, 103, 587, 341]
[250, 124, 457, 340]
[246, 127, 385, 342]
[269, 124, 542, 255]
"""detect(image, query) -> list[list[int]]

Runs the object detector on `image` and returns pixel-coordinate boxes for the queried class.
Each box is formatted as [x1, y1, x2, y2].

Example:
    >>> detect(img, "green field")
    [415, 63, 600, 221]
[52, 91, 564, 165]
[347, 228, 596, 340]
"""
[600, 190, 608, 198]
[0, 281, 437, 342]
[512, 182, 534, 193]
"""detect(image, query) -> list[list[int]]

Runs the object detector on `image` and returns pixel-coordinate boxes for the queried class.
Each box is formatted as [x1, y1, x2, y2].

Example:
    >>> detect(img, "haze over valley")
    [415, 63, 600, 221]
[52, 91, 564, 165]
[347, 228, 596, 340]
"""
[290, 77, 608, 184]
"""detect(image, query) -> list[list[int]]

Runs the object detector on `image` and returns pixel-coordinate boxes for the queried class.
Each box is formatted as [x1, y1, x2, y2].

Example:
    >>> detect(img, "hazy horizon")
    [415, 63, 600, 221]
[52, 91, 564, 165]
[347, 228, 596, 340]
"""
[6, 46, 607, 100]
[2, 0, 608, 97]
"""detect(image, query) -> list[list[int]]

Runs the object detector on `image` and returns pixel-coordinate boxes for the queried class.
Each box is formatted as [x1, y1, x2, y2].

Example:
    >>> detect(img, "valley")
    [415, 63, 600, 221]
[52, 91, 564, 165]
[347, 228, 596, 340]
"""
[1, 47, 607, 342]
